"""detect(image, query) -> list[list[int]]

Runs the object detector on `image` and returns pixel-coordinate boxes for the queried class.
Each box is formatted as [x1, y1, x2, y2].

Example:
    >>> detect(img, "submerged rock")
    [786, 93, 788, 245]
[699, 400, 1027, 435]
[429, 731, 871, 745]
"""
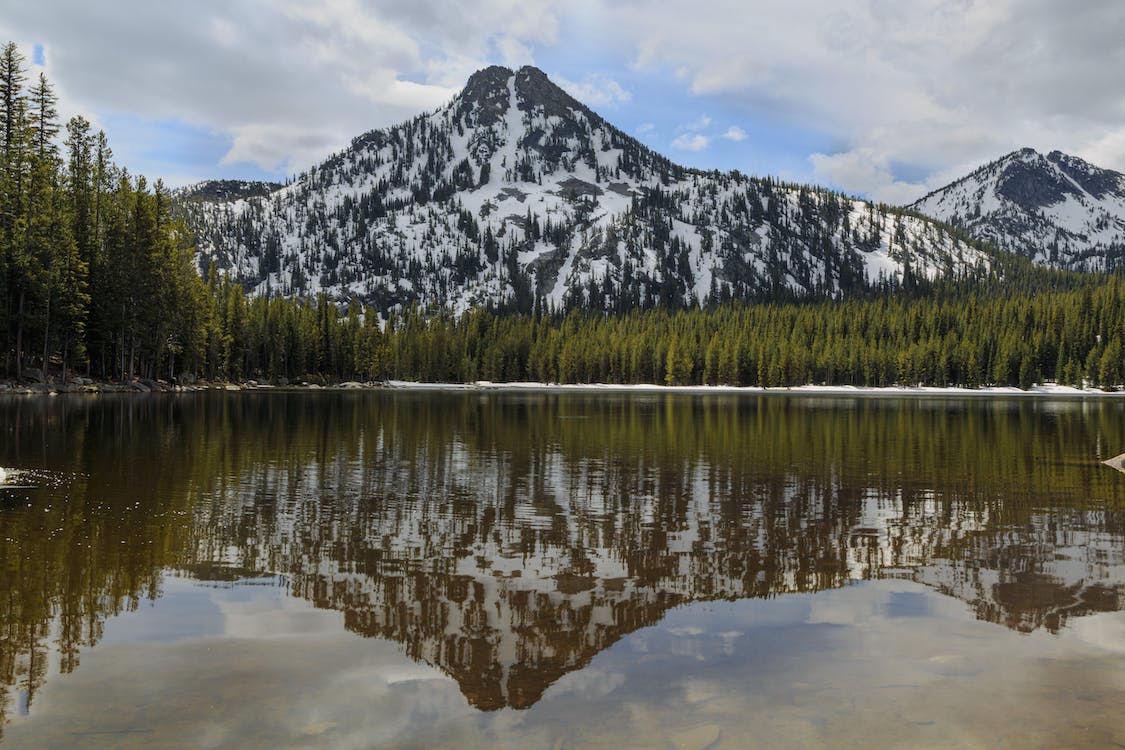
[1103, 453, 1125, 474]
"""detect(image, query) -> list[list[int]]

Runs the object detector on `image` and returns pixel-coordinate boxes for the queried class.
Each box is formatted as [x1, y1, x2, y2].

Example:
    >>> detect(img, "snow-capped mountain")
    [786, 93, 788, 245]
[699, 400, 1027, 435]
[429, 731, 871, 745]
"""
[176, 65, 989, 313]
[912, 148, 1125, 271]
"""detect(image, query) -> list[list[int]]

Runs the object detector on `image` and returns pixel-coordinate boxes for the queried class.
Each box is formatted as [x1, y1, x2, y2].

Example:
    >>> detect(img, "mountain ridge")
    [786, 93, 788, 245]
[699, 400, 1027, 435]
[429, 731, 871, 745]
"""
[174, 65, 991, 314]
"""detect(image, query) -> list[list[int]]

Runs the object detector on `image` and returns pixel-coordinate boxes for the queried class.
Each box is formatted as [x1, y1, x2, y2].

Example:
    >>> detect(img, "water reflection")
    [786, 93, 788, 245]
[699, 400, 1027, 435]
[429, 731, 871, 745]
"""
[0, 392, 1123, 728]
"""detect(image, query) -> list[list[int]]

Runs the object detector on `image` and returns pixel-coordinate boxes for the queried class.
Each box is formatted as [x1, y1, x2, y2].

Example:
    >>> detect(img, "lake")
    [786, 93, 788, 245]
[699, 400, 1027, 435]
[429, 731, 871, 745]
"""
[1, 391, 1123, 748]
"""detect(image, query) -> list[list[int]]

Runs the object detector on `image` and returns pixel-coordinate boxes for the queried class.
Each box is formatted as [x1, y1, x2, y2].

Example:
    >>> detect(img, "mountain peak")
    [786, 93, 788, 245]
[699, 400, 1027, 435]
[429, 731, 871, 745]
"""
[995, 147, 1051, 169]
[912, 148, 1125, 270]
[457, 64, 590, 126]
[514, 64, 550, 83]
[458, 65, 515, 126]
[463, 65, 513, 93]
[514, 65, 591, 121]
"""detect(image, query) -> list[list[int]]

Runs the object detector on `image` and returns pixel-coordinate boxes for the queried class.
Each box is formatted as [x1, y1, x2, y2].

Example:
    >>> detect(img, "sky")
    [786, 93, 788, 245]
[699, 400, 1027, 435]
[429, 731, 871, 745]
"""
[4, 0, 1125, 204]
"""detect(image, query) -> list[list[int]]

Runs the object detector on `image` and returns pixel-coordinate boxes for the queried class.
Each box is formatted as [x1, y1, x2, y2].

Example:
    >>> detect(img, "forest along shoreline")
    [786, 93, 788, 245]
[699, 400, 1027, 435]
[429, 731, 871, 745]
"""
[3, 377, 1125, 397]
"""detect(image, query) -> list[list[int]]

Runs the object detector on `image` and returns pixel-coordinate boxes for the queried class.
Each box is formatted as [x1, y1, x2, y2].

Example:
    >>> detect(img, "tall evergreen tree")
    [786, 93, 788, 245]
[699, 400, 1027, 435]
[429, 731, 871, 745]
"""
[0, 42, 28, 371]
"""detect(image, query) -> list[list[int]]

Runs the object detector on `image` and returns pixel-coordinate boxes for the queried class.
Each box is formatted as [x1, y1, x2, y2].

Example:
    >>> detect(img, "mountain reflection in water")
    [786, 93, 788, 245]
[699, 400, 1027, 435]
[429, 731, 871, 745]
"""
[0, 391, 1123, 726]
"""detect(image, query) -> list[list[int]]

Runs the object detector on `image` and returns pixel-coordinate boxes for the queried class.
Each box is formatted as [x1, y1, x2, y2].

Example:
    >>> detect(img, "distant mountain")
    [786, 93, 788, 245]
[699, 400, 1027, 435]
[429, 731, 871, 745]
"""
[175, 65, 990, 313]
[911, 148, 1125, 271]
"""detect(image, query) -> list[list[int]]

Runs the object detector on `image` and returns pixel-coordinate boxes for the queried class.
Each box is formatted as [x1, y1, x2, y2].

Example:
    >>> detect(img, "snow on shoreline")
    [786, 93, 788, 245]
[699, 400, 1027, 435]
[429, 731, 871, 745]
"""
[386, 380, 1125, 398]
[2, 380, 1122, 398]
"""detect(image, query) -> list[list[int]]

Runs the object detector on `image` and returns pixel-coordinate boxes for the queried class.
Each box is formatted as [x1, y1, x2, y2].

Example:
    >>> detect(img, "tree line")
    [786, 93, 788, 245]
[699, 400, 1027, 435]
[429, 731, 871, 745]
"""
[164, 270, 1123, 389]
[374, 277, 1125, 389]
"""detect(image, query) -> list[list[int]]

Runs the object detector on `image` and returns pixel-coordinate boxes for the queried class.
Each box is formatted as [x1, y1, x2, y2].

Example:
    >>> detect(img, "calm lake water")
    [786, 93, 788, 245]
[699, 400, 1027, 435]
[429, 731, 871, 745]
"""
[1, 391, 1124, 749]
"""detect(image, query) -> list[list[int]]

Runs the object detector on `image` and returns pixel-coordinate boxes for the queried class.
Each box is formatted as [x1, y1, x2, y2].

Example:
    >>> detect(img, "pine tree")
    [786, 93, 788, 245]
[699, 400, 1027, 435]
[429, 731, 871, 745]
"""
[24, 73, 61, 376]
[664, 335, 692, 386]
[1, 42, 28, 373]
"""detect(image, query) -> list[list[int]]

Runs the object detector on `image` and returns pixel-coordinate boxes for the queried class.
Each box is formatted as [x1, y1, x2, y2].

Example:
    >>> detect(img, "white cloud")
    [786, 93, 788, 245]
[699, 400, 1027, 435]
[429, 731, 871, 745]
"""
[0, 0, 560, 179]
[672, 133, 710, 152]
[635, 123, 656, 135]
[603, 0, 1125, 201]
[681, 114, 712, 131]
[1079, 129, 1125, 173]
[220, 123, 344, 174]
[809, 149, 926, 205]
[495, 36, 535, 68]
[722, 126, 746, 142]
[670, 114, 722, 153]
[554, 73, 632, 107]
[5, 0, 1125, 200]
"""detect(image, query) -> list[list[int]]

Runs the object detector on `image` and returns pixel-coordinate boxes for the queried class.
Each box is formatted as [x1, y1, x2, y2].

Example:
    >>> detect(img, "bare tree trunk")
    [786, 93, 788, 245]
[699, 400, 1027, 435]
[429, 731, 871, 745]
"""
[41, 289, 51, 378]
[15, 289, 24, 380]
